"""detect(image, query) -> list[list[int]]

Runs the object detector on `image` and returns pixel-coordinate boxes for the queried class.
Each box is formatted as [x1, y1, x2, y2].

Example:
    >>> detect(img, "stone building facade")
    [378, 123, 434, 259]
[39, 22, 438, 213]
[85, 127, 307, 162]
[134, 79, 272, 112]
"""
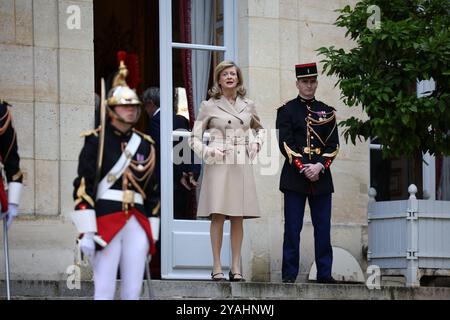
[0, 0, 368, 282]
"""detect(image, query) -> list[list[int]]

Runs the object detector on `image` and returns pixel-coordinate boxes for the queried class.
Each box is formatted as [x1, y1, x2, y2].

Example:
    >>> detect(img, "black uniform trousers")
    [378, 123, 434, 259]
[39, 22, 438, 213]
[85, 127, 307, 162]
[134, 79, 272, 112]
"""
[282, 190, 333, 282]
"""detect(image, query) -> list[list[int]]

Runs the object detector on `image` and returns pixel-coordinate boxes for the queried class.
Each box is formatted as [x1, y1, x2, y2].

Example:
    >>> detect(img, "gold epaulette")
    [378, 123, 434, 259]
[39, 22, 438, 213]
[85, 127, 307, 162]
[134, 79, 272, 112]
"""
[323, 102, 336, 112]
[132, 128, 155, 144]
[0, 100, 11, 106]
[277, 100, 289, 110]
[80, 127, 100, 137]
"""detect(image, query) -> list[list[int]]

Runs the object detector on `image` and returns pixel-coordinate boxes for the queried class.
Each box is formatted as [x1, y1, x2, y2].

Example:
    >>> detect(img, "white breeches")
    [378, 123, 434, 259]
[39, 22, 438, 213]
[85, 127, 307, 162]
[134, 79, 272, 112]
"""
[93, 215, 150, 300]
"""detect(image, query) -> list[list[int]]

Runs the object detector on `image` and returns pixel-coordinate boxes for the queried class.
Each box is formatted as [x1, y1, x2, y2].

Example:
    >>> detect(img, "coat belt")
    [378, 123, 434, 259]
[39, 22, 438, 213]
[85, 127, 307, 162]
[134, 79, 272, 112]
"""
[98, 189, 144, 205]
[212, 136, 249, 145]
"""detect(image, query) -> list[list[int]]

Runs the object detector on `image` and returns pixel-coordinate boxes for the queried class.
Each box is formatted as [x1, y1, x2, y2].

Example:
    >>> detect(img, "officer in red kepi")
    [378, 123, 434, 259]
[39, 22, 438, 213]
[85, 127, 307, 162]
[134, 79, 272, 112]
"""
[276, 62, 339, 284]
[71, 51, 160, 300]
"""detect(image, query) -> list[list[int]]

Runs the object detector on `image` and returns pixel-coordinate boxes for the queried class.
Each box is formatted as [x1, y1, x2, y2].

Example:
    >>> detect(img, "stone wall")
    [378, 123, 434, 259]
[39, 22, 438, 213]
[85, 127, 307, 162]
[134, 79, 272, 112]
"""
[0, 0, 94, 280]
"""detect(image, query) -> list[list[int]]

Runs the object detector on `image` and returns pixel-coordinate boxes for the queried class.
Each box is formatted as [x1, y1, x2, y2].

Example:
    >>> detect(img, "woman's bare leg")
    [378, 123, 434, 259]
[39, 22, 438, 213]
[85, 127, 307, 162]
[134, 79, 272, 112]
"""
[229, 216, 244, 279]
[210, 214, 226, 277]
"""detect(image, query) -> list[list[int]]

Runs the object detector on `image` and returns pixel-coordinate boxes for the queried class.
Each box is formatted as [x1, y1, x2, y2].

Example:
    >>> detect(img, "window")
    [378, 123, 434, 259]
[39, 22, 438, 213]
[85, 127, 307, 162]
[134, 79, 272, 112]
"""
[369, 79, 449, 201]
[370, 140, 423, 201]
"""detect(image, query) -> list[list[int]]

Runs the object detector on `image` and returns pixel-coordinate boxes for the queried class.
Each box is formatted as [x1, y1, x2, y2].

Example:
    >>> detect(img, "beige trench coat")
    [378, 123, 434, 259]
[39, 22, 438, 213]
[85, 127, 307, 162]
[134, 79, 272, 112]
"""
[189, 95, 264, 219]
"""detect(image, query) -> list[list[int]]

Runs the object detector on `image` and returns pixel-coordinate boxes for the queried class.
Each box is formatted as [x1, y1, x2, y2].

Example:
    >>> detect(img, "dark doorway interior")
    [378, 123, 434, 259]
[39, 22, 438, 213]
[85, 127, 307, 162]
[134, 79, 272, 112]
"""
[370, 151, 423, 201]
[93, 0, 159, 93]
[93, 0, 161, 278]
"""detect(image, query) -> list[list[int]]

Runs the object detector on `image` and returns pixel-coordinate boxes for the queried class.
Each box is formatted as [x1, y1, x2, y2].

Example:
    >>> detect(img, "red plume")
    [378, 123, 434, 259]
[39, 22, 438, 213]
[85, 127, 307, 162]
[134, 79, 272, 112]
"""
[117, 51, 127, 64]
[125, 53, 141, 89]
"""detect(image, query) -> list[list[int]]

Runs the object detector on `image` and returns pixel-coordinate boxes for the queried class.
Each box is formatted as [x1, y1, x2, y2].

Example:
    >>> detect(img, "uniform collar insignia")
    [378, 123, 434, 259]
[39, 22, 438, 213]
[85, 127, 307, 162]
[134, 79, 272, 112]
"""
[298, 96, 316, 104]
[112, 127, 132, 137]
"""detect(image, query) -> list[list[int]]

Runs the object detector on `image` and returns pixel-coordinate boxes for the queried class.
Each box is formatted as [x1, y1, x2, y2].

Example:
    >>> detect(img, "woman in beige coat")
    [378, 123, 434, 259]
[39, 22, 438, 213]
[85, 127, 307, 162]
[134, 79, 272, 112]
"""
[189, 61, 263, 281]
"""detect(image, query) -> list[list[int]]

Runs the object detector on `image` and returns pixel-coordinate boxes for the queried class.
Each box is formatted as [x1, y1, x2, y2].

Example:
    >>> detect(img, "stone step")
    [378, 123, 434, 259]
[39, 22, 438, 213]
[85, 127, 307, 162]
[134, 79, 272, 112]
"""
[1, 280, 450, 300]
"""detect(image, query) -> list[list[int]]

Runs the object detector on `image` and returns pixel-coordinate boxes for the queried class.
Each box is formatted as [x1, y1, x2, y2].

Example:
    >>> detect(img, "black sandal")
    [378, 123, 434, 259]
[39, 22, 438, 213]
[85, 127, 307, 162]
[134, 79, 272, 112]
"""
[229, 271, 245, 282]
[211, 272, 225, 281]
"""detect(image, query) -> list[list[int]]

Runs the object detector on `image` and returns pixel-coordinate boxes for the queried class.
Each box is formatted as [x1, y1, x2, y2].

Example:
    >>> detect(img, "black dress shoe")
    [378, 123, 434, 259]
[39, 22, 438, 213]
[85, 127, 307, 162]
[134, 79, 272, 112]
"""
[282, 278, 296, 283]
[316, 277, 337, 284]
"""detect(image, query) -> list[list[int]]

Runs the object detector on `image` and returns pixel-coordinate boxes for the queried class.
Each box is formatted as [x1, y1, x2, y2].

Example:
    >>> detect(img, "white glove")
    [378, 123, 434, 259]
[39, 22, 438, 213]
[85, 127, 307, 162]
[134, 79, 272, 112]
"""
[2, 204, 18, 229]
[150, 217, 160, 242]
[79, 232, 96, 264]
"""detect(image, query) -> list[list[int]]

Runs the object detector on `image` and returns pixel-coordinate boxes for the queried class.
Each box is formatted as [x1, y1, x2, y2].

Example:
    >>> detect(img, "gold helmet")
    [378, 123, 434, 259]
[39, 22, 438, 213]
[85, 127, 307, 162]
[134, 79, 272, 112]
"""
[107, 85, 141, 106]
[106, 51, 142, 124]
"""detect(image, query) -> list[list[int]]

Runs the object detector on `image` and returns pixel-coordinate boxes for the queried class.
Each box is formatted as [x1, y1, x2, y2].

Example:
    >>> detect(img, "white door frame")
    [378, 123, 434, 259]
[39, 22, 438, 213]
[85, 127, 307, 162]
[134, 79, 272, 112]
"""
[159, 0, 238, 279]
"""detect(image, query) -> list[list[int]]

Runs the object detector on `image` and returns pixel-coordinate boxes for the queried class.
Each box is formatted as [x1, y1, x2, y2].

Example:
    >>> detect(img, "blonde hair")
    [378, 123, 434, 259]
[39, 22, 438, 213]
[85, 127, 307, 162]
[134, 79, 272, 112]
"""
[208, 60, 246, 99]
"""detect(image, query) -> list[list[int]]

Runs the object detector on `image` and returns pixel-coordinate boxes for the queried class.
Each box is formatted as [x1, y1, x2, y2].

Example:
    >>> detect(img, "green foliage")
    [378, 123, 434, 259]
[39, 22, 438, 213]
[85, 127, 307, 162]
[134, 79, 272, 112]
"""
[317, 0, 450, 158]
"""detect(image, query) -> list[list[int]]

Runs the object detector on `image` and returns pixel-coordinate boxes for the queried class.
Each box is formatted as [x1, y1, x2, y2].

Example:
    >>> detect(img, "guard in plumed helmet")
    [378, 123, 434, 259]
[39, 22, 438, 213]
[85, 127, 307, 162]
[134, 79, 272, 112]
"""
[71, 51, 159, 300]
[276, 62, 339, 284]
[1, 99, 23, 299]
[0, 100, 23, 228]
